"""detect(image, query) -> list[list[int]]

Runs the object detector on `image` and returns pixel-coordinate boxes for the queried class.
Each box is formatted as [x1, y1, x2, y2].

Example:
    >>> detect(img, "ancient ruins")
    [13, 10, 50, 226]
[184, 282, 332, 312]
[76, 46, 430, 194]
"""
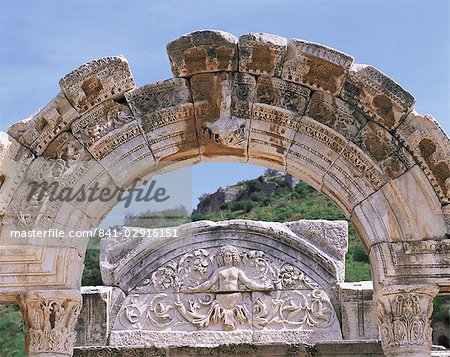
[0, 30, 449, 356]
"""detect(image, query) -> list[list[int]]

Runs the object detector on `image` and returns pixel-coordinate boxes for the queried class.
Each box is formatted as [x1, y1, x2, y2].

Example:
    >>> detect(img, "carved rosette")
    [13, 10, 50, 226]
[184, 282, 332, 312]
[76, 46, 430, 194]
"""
[18, 290, 82, 357]
[374, 284, 439, 357]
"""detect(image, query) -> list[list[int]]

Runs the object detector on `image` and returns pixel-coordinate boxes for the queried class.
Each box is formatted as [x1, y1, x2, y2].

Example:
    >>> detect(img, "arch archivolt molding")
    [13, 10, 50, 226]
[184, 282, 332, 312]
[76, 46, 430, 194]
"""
[0, 29, 448, 357]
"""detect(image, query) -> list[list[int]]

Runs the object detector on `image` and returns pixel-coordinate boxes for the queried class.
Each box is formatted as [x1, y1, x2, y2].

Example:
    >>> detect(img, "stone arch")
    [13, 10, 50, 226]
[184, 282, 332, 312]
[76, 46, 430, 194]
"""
[0, 30, 448, 356]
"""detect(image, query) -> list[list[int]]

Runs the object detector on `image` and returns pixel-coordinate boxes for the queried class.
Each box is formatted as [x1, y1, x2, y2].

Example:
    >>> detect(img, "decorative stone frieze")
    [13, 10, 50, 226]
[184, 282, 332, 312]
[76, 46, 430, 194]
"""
[396, 111, 450, 205]
[306, 91, 367, 140]
[238, 32, 287, 77]
[7, 93, 79, 155]
[255, 76, 311, 114]
[101, 220, 346, 347]
[189, 72, 256, 162]
[71, 99, 155, 187]
[167, 30, 238, 78]
[59, 56, 136, 114]
[341, 64, 415, 131]
[282, 39, 354, 95]
[0, 30, 449, 357]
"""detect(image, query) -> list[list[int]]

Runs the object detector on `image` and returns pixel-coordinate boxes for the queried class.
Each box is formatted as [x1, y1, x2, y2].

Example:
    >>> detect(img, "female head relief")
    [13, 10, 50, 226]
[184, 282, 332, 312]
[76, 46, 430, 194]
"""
[217, 245, 240, 267]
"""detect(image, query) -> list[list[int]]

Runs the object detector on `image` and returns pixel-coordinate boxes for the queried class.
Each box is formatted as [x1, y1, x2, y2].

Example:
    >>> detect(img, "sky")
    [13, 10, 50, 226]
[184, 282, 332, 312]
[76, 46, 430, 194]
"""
[0, 0, 449, 226]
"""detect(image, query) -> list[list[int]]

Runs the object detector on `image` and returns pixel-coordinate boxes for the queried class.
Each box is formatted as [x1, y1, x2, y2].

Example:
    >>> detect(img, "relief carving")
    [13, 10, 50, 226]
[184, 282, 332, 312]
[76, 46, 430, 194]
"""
[253, 289, 334, 329]
[238, 33, 287, 76]
[167, 30, 238, 78]
[59, 56, 135, 113]
[201, 119, 246, 148]
[341, 65, 414, 130]
[306, 91, 366, 140]
[374, 285, 438, 356]
[19, 291, 81, 356]
[179, 245, 269, 330]
[256, 76, 311, 115]
[72, 100, 135, 147]
[114, 244, 339, 337]
[14, 135, 91, 228]
[353, 121, 413, 179]
[282, 40, 353, 95]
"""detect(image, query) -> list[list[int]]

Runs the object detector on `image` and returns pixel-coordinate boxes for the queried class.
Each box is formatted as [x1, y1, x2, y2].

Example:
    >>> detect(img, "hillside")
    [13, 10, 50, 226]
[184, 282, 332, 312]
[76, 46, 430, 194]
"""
[190, 169, 372, 282]
[116, 169, 372, 282]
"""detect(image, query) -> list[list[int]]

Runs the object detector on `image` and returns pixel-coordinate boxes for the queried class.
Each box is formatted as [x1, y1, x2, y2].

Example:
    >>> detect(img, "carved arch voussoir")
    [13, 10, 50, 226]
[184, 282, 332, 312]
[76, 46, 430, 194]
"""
[0, 30, 449, 296]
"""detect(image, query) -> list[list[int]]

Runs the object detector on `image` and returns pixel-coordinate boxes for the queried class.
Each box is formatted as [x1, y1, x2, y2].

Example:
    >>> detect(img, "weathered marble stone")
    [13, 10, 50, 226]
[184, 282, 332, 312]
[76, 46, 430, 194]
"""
[74, 348, 166, 357]
[102, 219, 345, 348]
[374, 284, 439, 357]
[14, 131, 117, 226]
[167, 30, 238, 78]
[125, 78, 199, 165]
[0, 132, 97, 247]
[0, 184, 92, 251]
[191, 72, 251, 162]
[75, 286, 125, 347]
[285, 219, 348, 273]
[305, 91, 367, 140]
[396, 111, 450, 204]
[252, 289, 342, 343]
[102, 219, 346, 292]
[353, 170, 447, 261]
[341, 64, 415, 130]
[60, 56, 136, 114]
[1, 31, 450, 357]
[71, 99, 155, 187]
[381, 166, 447, 241]
[18, 289, 81, 357]
[282, 39, 353, 95]
[230, 73, 257, 151]
[353, 121, 415, 179]
[339, 281, 379, 340]
[248, 104, 302, 171]
[0, 133, 34, 215]
[444, 204, 450, 235]
[255, 76, 311, 114]
[372, 239, 450, 284]
[73, 344, 315, 357]
[313, 341, 384, 356]
[322, 140, 388, 215]
[238, 33, 287, 76]
[286, 116, 348, 198]
[0, 247, 83, 293]
[7, 93, 79, 155]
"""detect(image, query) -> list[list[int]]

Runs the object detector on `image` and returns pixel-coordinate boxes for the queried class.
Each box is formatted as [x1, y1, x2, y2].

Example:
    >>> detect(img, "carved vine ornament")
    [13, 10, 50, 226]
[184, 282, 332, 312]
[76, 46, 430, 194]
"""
[116, 245, 335, 332]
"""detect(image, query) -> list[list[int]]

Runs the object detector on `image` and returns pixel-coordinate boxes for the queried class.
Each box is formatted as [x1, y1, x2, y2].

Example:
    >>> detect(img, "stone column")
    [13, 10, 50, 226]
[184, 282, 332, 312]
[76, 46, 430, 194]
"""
[18, 290, 81, 357]
[374, 284, 439, 357]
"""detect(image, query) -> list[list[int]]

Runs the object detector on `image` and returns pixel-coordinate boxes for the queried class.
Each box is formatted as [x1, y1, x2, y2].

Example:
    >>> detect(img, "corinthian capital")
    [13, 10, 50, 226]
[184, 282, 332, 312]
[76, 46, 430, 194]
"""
[374, 284, 439, 357]
[18, 290, 82, 357]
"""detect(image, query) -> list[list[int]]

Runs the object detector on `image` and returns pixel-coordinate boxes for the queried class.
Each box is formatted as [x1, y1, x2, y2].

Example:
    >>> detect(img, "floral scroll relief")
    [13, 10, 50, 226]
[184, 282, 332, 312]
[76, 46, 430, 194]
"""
[116, 244, 337, 333]
[253, 289, 335, 330]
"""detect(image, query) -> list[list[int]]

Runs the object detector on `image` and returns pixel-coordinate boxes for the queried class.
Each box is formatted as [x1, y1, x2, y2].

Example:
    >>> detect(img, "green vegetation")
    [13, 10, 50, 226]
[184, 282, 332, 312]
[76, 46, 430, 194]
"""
[123, 206, 191, 229]
[0, 304, 25, 357]
[191, 178, 372, 283]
